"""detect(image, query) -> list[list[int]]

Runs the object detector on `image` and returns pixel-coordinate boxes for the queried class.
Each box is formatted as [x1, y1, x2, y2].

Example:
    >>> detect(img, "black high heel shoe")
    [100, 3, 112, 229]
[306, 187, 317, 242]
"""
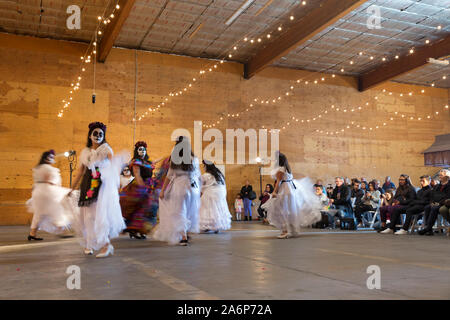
[138, 233, 147, 240]
[129, 231, 138, 239]
[28, 235, 43, 241]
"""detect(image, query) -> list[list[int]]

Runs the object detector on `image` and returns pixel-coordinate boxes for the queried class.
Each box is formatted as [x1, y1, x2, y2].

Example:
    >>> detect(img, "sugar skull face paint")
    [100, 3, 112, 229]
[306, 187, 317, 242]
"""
[91, 128, 104, 144]
[137, 146, 146, 158]
[47, 153, 55, 164]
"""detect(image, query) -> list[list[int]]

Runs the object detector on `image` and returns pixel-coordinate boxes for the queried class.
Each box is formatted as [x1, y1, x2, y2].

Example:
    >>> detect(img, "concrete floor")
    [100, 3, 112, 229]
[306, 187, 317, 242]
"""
[1, 222, 449, 300]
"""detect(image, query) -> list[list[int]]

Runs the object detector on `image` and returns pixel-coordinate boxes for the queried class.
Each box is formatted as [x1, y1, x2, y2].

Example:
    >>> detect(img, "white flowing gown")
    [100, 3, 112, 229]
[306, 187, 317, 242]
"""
[199, 173, 232, 231]
[72, 143, 126, 250]
[152, 157, 201, 244]
[26, 164, 75, 233]
[262, 166, 321, 233]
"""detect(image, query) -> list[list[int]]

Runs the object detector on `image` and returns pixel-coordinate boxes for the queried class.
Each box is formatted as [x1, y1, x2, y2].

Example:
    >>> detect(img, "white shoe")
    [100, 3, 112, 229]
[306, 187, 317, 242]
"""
[277, 233, 290, 239]
[357, 223, 364, 228]
[96, 244, 114, 258]
[84, 248, 93, 255]
[380, 228, 394, 234]
[395, 229, 408, 235]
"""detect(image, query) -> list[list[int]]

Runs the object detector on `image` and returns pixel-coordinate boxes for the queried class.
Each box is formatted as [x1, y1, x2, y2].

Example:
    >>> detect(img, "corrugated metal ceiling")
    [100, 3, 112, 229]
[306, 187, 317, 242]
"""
[0, 0, 449, 87]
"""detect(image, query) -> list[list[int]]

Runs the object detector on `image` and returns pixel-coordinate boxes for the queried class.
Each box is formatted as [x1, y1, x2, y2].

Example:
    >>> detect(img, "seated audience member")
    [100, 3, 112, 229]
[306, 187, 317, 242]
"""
[354, 181, 380, 228]
[419, 169, 450, 236]
[381, 175, 432, 234]
[351, 179, 365, 207]
[316, 179, 327, 195]
[380, 189, 394, 207]
[360, 181, 368, 192]
[430, 178, 439, 188]
[315, 184, 329, 207]
[330, 177, 353, 218]
[258, 184, 274, 223]
[382, 176, 396, 192]
[344, 177, 352, 186]
[373, 180, 385, 195]
[326, 184, 334, 198]
[379, 174, 416, 232]
[439, 199, 450, 223]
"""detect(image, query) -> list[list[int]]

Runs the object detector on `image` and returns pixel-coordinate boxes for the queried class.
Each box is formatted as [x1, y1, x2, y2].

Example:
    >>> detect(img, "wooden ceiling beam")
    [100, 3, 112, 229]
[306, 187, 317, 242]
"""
[358, 35, 450, 91]
[98, 0, 136, 63]
[244, 0, 368, 79]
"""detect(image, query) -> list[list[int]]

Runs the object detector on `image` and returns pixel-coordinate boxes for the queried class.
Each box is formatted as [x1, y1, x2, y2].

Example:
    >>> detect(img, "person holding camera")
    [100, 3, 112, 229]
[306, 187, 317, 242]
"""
[258, 184, 274, 223]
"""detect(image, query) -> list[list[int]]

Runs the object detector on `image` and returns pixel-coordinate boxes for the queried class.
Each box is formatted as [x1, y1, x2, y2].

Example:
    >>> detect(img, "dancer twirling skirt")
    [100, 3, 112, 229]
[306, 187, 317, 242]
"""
[26, 150, 76, 240]
[152, 136, 200, 246]
[71, 122, 126, 258]
[262, 152, 321, 239]
[199, 160, 232, 233]
[120, 141, 155, 239]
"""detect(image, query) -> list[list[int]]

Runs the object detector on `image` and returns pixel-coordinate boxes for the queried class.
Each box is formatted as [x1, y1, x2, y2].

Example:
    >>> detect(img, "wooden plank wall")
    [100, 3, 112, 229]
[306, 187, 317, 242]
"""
[0, 33, 449, 225]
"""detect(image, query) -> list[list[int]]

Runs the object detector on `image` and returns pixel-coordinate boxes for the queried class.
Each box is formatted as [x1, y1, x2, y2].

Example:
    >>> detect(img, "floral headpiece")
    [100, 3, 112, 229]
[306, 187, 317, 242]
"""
[135, 141, 147, 149]
[88, 121, 107, 132]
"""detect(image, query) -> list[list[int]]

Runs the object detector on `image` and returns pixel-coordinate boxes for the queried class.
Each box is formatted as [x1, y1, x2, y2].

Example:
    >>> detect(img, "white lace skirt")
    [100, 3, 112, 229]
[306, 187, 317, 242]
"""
[152, 175, 200, 245]
[199, 184, 232, 231]
[72, 156, 126, 250]
[262, 177, 321, 233]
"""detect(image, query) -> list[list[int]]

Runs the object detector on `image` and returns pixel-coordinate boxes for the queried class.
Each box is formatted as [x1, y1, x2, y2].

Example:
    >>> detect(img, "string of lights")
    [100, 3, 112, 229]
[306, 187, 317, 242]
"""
[58, 0, 120, 118]
[198, 23, 447, 128]
[134, 0, 311, 121]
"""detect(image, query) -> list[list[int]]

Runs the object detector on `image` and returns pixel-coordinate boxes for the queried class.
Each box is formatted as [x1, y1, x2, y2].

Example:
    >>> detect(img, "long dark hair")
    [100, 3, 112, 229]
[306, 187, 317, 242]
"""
[170, 136, 195, 172]
[37, 150, 55, 166]
[265, 184, 274, 193]
[133, 141, 149, 162]
[277, 152, 291, 174]
[203, 160, 225, 185]
[86, 122, 107, 148]
[396, 174, 413, 197]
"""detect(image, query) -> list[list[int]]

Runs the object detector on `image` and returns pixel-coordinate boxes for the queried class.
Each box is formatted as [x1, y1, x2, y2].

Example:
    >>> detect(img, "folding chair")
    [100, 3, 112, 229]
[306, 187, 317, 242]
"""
[368, 206, 380, 229]
[433, 215, 450, 236]
[408, 212, 424, 234]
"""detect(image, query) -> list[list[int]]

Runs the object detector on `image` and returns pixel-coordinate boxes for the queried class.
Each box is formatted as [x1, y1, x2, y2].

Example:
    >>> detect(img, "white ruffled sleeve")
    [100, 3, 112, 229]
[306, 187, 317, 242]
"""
[82, 144, 113, 171]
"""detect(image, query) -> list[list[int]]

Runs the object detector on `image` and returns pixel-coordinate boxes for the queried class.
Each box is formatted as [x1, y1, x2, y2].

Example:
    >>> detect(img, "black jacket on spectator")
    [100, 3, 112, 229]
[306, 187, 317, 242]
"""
[351, 188, 365, 206]
[409, 185, 432, 207]
[393, 185, 416, 206]
[430, 183, 450, 205]
[332, 185, 353, 214]
[240, 185, 253, 200]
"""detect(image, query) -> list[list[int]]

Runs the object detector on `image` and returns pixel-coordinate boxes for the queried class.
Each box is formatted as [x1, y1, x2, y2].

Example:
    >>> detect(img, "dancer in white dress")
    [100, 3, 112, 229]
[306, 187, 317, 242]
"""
[199, 160, 232, 233]
[26, 150, 74, 240]
[152, 136, 201, 246]
[70, 122, 126, 258]
[262, 152, 321, 238]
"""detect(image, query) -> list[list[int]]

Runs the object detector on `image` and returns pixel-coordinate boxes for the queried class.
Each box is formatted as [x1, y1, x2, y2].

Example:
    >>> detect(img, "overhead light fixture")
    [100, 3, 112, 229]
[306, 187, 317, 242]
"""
[225, 0, 256, 26]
